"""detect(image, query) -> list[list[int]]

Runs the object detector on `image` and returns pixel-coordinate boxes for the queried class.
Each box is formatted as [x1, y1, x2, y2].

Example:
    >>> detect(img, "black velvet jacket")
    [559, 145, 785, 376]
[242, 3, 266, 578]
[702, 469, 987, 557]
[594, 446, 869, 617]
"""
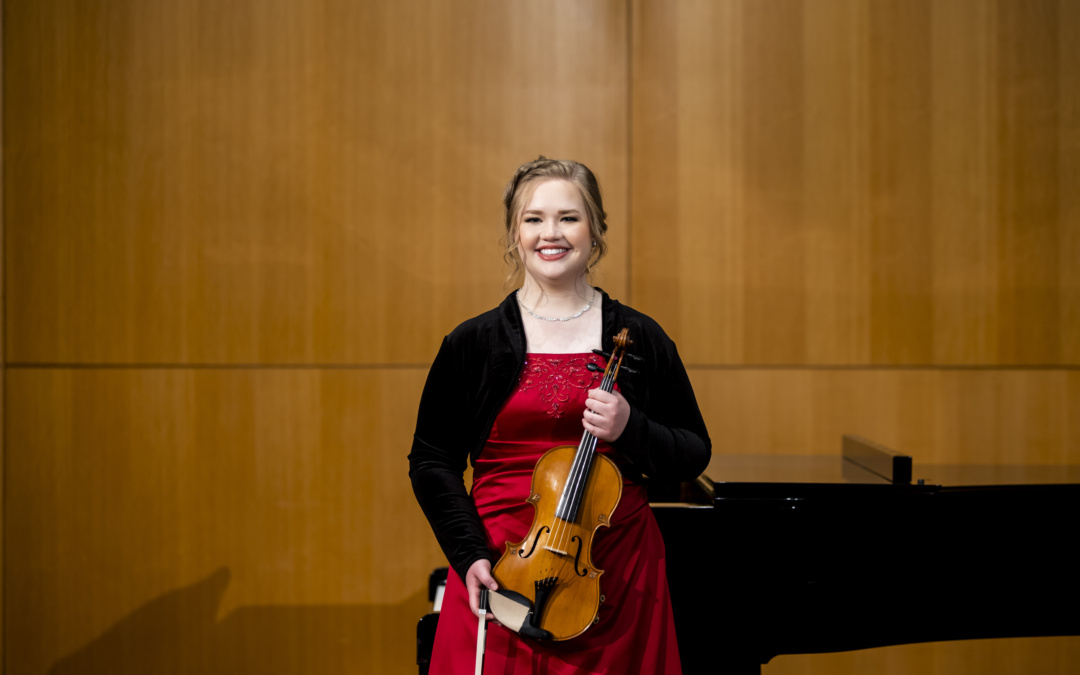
[408, 289, 711, 580]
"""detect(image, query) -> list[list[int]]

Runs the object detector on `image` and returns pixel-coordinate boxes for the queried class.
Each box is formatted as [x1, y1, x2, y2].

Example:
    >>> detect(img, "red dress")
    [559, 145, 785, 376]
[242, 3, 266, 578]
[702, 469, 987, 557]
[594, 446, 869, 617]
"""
[430, 353, 683, 675]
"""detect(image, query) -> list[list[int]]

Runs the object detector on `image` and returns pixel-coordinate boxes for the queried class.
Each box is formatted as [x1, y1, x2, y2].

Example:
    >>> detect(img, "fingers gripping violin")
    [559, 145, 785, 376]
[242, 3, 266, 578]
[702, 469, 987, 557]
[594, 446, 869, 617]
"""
[488, 328, 635, 641]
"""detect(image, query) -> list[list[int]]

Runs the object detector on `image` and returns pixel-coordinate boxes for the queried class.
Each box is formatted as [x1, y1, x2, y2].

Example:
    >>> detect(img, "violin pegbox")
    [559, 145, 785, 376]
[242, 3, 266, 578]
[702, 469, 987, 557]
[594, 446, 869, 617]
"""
[589, 328, 640, 376]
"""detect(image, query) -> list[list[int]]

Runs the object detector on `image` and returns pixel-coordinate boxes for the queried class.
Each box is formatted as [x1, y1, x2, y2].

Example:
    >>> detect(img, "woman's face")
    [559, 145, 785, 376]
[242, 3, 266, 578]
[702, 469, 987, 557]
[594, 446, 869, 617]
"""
[516, 179, 592, 288]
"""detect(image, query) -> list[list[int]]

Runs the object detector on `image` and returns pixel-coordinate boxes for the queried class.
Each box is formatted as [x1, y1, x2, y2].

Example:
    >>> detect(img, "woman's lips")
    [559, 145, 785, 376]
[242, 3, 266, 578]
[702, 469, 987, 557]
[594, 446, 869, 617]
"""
[537, 247, 569, 261]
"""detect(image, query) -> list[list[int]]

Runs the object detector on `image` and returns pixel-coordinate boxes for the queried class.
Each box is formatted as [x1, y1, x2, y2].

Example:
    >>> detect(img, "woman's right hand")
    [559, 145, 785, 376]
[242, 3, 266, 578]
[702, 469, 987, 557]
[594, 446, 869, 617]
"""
[465, 558, 499, 618]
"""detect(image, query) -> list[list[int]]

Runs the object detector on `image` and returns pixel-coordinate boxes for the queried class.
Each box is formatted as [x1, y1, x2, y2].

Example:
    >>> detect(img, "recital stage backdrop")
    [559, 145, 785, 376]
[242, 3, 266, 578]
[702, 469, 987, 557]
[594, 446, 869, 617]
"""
[3, 1, 1078, 673]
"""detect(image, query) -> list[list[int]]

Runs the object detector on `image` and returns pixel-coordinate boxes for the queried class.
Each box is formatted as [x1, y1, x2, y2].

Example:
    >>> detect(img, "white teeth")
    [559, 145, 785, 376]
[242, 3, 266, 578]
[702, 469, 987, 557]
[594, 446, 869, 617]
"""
[540, 248, 568, 255]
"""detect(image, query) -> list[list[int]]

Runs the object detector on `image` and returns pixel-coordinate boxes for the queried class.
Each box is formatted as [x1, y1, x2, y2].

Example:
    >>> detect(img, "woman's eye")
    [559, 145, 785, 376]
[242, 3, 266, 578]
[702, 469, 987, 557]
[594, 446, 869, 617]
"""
[562, 216, 578, 222]
[524, 217, 541, 223]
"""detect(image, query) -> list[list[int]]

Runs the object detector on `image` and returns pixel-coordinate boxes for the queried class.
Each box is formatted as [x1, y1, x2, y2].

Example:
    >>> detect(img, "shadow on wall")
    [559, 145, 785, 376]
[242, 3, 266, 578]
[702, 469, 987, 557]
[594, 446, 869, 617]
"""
[48, 568, 430, 675]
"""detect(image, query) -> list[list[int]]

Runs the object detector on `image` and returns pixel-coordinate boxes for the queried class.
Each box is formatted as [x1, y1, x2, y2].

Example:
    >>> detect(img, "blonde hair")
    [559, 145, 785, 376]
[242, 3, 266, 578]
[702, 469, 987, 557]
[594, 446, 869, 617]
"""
[502, 156, 608, 285]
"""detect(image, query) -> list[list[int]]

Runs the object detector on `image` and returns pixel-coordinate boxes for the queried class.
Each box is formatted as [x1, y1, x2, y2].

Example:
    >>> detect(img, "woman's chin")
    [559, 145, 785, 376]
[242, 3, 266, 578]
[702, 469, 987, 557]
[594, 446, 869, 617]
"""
[524, 262, 587, 287]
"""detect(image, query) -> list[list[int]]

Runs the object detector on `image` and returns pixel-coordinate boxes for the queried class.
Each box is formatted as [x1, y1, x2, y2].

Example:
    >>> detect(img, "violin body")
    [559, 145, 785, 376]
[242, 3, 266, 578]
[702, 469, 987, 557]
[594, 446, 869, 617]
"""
[489, 328, 633, 642]
[492, 444, 622, 641]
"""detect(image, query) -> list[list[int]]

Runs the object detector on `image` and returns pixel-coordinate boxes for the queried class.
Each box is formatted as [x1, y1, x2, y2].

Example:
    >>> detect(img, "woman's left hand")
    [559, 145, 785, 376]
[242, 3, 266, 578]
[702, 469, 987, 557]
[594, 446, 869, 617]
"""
[584, 389, 630, 442]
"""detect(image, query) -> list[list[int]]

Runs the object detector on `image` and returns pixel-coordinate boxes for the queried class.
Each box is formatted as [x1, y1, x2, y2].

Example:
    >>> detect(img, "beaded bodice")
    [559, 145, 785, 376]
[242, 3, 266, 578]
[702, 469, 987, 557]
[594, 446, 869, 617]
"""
[485, 352, 608, 444]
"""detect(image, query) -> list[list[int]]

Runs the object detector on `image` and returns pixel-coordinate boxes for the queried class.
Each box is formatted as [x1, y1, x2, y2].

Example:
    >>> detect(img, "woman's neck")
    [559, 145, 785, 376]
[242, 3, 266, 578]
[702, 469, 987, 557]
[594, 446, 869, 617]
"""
[517, 276, 594, 318]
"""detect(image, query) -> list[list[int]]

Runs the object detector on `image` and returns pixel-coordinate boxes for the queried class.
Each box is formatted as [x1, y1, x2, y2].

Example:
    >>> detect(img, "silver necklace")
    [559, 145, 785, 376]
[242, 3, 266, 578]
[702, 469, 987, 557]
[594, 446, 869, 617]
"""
[516, 287, 597, 322]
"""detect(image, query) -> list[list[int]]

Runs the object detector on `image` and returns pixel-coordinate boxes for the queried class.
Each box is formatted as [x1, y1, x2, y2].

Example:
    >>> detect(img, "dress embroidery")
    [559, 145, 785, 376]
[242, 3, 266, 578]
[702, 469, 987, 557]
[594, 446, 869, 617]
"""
[519, 354, 604, 418]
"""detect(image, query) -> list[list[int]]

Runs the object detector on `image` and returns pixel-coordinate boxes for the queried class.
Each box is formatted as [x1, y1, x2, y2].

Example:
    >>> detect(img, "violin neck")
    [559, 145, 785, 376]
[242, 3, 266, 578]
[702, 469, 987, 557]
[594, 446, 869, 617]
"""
[554, 369, 617, 522]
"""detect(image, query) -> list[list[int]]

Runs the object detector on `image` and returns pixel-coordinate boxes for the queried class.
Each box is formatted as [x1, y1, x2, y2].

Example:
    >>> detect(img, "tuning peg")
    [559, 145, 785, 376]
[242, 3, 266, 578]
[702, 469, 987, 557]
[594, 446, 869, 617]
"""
[620, 366, 639, 376]
[624, 353, 644, 363]
[586, 363, 600, 372]
[592, 349, 612, 359]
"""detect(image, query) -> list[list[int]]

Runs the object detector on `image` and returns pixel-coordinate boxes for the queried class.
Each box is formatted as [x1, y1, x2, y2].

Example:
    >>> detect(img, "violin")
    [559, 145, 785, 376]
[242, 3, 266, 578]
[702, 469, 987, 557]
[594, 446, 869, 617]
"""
[488, 328, 634, 641]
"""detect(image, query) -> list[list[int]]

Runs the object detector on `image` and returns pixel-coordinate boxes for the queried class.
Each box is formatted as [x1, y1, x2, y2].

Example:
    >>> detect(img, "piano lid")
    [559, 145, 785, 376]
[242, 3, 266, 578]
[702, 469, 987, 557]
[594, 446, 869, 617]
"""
[704, 454, 1080, 487]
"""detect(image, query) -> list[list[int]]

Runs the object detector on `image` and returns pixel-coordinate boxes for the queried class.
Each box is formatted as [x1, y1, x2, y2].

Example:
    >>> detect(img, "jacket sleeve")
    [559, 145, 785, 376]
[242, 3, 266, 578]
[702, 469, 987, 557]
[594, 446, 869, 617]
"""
[613, 330, 711, 482]
[408, 336, 495, 581]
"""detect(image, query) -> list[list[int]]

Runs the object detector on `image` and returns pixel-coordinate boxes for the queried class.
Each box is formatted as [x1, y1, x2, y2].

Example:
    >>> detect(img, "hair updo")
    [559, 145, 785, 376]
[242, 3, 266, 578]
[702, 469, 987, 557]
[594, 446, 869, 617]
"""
[502, 156, 609, 284]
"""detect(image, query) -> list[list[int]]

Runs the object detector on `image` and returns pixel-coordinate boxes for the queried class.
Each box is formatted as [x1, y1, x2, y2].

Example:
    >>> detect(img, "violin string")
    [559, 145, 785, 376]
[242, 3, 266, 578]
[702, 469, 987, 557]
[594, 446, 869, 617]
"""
[552, 361, 617, 557]
[549, 427, 591, 557]
[560, 390, 603, 538]
[562, 428, 593, 552]
[545, 350, 622, 590]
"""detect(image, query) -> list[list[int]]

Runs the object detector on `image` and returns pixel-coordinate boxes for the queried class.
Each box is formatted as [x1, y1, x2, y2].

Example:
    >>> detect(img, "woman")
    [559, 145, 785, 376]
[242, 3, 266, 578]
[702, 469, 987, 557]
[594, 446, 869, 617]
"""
[409, 157, 710, 673]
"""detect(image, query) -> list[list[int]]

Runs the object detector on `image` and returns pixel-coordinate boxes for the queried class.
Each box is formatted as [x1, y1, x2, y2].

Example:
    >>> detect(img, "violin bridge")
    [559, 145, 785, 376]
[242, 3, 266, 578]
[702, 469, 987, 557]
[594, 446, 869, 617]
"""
[542, 544, 568, 556]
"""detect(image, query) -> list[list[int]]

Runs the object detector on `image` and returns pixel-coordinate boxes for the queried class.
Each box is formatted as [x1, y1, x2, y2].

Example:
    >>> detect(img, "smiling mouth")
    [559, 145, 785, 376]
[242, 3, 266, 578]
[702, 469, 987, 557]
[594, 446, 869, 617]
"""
[537, 248, 569, 259]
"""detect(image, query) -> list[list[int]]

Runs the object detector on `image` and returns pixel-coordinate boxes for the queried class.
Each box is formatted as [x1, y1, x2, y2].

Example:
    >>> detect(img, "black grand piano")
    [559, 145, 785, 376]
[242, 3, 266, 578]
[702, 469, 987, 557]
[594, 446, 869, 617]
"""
[418, 435, 1080, 673]
[651, 435, 1080, 673]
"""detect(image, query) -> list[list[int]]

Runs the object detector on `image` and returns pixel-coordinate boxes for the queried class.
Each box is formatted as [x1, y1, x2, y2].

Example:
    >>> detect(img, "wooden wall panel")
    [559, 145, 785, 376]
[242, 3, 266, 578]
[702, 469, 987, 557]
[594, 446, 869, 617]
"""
[5, 367, 441, 674]
[691, 368, 1080, 465]
[3, 1, 630, 673]
[930, 0, 997, 364]
[866, 0, 933, 364]
[632, 0, 1078, 366]
[741, 0, 807, 364]
[995, 0, 1063, 365]
[4, 0, 629, 365]
[1064, 0, 1080, 366]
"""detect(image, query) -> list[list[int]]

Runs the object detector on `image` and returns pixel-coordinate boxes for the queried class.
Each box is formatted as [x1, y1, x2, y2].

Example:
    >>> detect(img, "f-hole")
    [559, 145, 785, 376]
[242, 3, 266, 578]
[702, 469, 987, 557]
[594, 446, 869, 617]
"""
[571, 535, 588, 576]
[519, 526, 550, 559]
